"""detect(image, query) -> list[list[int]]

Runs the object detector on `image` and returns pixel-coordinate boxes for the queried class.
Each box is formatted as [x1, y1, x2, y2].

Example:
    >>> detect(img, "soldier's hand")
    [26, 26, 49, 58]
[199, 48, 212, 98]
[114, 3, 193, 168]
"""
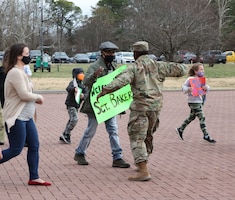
[97, 87, 108, 102]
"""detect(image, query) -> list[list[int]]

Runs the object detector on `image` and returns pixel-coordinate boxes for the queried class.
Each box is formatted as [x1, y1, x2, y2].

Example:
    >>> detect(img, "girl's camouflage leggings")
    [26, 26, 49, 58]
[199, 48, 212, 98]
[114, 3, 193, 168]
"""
[180, 103, 208, 135]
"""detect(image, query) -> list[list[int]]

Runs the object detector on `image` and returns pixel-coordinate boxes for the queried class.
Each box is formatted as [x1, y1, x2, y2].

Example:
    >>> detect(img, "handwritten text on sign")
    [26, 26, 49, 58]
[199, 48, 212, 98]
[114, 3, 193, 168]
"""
[90, 65, 133, 124]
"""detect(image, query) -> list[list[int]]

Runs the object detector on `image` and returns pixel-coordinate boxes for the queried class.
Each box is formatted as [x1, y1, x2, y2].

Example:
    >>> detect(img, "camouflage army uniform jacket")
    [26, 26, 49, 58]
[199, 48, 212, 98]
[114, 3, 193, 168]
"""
[80, 56, 117, 116]
[104, 55, 187, 112]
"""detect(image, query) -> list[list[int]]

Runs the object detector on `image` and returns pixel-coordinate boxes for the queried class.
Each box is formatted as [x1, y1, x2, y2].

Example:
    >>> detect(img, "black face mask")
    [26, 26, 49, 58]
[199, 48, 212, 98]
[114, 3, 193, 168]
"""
[104, 55, 115, 63]
[22, 56, 31, 64]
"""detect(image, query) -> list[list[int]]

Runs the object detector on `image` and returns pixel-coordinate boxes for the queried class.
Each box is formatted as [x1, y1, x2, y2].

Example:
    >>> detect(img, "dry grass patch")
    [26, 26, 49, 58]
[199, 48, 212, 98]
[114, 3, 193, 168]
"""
[32, 77, 235, 91]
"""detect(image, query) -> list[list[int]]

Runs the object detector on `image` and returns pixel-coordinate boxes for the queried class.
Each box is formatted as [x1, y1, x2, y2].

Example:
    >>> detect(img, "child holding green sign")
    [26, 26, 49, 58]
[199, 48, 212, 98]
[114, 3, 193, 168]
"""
[59, 68, 86, 144]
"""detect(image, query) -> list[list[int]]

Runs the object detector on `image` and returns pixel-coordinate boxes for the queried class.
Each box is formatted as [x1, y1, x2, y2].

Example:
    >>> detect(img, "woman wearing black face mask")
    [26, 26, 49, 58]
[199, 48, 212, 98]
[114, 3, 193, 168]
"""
[22, 55, 31, 65]
[0, 43, 51, 186]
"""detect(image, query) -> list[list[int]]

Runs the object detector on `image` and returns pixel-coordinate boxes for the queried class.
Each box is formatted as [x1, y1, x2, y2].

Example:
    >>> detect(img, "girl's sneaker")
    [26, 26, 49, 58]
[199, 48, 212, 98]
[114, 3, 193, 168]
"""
[175, 128, 184, 140]
[203, 135, 216, 143]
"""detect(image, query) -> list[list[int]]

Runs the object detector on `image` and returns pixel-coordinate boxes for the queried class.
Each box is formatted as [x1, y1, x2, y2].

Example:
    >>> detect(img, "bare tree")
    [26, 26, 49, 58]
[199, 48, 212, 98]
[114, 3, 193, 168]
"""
[0, 0, 41, 49]
[0, 0, 233, 56]
[126, 0, 217, 60]
[208, 0, 232, 48]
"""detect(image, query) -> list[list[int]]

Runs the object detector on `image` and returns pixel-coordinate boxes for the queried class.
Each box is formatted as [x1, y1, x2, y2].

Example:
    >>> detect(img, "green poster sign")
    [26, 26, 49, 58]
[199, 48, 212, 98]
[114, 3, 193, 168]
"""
[90, 65, 133, 124]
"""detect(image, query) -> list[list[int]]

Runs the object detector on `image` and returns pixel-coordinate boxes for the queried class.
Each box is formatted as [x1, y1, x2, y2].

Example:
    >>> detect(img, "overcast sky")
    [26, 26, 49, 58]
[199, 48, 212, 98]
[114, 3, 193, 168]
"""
[70, 0, 99, 16]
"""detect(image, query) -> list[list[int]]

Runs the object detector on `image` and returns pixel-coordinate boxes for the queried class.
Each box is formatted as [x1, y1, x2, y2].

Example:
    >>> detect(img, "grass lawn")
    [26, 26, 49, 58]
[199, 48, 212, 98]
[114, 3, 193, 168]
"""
[30, 63, 235, 78]
[203, 63, 235, 78]
[29, 62, 235, 90]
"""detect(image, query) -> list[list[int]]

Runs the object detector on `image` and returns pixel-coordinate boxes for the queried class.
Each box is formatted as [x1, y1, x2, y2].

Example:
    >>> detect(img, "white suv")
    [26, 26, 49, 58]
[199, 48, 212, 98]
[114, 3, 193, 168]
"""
[115, 52, 135, 64]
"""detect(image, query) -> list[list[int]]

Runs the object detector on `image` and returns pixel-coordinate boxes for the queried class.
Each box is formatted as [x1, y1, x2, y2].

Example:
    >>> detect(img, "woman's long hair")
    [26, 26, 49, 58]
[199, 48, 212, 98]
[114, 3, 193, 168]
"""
[5, 43, 27, 73]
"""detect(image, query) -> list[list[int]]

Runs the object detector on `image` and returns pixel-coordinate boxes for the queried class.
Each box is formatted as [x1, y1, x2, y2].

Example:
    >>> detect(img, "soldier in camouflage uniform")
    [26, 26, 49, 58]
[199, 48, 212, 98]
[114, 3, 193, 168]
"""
[97, 41, 188, 181]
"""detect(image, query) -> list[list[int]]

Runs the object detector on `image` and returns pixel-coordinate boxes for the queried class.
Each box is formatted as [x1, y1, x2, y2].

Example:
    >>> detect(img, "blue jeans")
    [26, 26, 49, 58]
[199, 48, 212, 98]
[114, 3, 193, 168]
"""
[0, 119, 40, 180]
[75, 116, 123, 161]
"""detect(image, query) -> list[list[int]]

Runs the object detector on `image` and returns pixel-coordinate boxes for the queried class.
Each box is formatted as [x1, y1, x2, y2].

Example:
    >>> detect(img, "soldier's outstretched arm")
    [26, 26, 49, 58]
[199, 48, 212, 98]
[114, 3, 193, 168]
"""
[159, 62, 188, 77]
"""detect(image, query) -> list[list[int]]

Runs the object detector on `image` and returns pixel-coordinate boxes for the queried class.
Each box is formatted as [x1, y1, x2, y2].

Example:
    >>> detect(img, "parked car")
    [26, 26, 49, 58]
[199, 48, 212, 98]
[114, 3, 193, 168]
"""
[86, 52, 100, 62]
[69, 57, 74, 63]
[51, 52, 70, 63]
[183, 52, 196, 63]
[222, 51, 235, 63]
[115, 52, 135, 64]
[174, 50, 190, 63]
[159, 50, 189, 62]
[73, 53, 90, 63]
[201, 50, 226, 64]
[30, 50, 41, 63]
[183, 52, 203, 63]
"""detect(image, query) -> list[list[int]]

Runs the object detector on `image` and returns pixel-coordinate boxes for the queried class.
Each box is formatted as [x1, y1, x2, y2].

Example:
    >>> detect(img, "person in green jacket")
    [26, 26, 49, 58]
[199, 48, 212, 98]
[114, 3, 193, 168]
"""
[74, 41, 130, 168]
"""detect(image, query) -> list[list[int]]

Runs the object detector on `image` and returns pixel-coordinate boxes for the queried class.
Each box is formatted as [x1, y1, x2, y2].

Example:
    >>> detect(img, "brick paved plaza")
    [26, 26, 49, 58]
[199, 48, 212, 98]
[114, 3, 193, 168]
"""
[0, 90, 234, 200]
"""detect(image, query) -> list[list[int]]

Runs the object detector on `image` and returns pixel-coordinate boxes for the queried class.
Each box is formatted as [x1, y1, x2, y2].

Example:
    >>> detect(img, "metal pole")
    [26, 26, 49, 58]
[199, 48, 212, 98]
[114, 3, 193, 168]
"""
[40, 0, 44, 60]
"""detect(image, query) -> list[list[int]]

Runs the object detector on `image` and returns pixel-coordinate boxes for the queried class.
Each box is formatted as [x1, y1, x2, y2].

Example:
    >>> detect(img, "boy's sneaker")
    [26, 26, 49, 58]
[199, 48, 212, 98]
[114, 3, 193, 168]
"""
[74, 153, 89, 165]
[203, 135, 216, 143]
[59, 133, 71, 144]
[175, 128, 184, 140]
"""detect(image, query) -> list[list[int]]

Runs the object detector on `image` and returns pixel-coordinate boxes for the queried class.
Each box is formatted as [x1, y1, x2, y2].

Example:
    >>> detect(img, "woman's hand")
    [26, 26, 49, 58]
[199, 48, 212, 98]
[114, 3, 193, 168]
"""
[35, 95, 44, 105]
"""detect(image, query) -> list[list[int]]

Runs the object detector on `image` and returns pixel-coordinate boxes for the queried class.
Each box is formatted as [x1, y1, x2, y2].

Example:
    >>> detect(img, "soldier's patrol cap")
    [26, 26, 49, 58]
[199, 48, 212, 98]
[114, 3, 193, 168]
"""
[99, 41, 119, 51]
[132, 41, 149, 52]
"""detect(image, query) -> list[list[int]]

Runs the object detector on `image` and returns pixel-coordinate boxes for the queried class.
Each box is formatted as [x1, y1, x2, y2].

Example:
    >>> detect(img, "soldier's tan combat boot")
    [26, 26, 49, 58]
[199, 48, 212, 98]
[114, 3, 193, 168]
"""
[134, 163, 140, 172]
[128, 161, 151, 181]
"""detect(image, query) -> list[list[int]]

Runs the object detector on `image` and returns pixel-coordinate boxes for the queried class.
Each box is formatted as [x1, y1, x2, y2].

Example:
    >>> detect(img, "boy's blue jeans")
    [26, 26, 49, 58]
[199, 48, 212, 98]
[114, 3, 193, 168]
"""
[0, 119, 40, 180]
[75, 116, 123, 161]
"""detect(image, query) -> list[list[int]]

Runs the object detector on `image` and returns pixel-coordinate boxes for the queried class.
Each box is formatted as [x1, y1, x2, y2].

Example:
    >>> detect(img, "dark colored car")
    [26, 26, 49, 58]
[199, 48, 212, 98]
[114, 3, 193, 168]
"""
[159, 50, 189, 63]
[86, 52, 100, 62]
[202, 50, 226, 64]
[51, 52, 70, 63]
[73, 53, 90, 63]
[183, 52, 203, 64]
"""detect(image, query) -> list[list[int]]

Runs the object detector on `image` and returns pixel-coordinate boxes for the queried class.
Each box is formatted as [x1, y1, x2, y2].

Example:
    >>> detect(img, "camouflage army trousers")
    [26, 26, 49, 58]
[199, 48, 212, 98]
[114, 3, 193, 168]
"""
[63, 106, 78, 135]
[180, 103, 208, 135]
[127, 110, 159, 164]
